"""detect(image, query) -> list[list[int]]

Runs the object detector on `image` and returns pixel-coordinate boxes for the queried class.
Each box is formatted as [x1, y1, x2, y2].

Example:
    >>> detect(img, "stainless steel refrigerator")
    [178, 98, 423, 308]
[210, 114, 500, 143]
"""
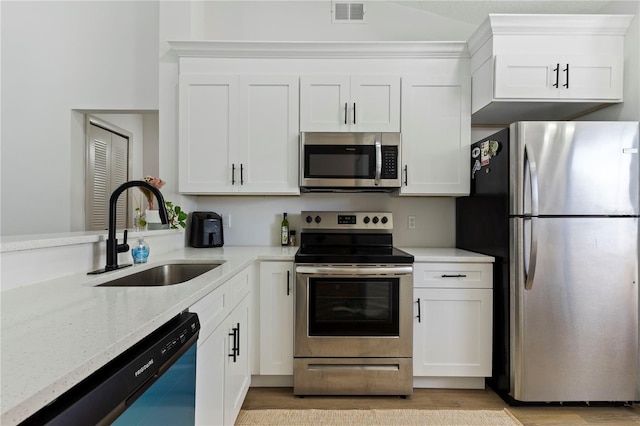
[456, 121, 639, 403]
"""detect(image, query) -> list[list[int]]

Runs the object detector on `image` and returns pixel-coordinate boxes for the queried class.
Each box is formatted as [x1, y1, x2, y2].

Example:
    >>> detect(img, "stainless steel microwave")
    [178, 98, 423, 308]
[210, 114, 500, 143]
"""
[300, 132, 401, 192]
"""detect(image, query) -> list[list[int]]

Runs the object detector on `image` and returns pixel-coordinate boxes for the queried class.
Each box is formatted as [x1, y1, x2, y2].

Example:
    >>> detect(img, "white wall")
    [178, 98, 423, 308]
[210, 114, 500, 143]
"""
[1, 1, 159, 235]
[195, 194, 455, 247]
[580, 1, 639, 121]
[202, 1, 475, 41]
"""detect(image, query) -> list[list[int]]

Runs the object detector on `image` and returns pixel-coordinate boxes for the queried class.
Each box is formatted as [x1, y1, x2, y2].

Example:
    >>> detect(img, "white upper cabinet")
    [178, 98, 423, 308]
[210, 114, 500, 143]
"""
[399, 66, 471, 196]
[172, 41, 468, 196]
[179, 74, 299, 195]
[179, 74, 237, 194]
[237, 76, 300, 194]
[468, 14, 633, 125]
[300, 75, 400, 132]
[493, 55, 623, 101]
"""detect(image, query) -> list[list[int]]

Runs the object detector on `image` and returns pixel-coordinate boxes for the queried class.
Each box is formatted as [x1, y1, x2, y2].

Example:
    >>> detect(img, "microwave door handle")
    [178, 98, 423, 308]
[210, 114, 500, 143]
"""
[375, 139, 382, 185]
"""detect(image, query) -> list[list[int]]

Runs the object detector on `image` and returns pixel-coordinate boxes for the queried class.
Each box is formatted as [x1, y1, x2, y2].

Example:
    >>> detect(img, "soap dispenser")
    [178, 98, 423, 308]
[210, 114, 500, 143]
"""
[132, 237, 150, 264]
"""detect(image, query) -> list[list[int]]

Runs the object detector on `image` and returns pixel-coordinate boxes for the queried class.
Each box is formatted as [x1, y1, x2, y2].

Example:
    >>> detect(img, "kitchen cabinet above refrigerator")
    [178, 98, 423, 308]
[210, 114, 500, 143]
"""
[467, 14, 633, 125]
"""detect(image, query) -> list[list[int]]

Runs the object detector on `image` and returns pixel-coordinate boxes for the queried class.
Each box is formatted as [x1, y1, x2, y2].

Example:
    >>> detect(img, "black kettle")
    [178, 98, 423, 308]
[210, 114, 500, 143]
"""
[189, 212, 224, 248]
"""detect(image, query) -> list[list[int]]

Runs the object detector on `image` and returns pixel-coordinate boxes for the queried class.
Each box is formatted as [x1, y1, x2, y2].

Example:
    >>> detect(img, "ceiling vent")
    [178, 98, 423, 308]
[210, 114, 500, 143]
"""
[332, 2, 366, 23]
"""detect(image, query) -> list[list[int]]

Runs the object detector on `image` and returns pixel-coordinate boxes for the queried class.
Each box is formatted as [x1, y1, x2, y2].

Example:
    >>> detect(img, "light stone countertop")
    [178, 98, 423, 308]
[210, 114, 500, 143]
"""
[0, 245, 492, 424]
[400, 247, 495, 263]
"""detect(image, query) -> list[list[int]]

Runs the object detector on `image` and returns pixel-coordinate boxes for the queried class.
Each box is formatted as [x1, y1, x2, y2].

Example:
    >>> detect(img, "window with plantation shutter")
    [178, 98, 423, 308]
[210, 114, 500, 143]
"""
[86, 121, 130, 231]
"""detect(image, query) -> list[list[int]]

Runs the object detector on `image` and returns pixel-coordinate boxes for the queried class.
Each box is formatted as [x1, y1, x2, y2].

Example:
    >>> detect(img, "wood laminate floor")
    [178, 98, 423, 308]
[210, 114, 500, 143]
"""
[241, 387, 640, 425]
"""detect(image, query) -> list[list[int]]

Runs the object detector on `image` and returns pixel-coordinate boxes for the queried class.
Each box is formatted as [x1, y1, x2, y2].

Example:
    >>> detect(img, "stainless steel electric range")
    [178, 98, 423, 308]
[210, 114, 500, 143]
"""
[293, 211, 414, 397]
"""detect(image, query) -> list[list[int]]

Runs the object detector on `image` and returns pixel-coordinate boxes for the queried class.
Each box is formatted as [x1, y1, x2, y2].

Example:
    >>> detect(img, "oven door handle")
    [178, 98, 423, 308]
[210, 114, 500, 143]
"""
[295, 265, 413, 275]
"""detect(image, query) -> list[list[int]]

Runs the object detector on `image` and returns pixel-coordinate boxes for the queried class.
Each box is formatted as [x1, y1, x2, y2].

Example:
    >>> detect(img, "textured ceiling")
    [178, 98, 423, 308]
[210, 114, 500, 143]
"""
[393, 1, 612, 25]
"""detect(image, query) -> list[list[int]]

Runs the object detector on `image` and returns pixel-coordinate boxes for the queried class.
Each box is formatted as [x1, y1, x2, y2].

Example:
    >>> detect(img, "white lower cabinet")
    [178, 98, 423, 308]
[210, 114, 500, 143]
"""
[191, 268, 251, 426]
[194, 316, 225, 426]
[259, 261, 294, 375]
[413, 262, 493, 388]
[223, 295, 251, 425]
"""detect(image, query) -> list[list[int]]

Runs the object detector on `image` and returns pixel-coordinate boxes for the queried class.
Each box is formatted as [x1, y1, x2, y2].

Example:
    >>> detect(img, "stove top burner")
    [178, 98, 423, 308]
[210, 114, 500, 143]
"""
[295, 211, 414, 264]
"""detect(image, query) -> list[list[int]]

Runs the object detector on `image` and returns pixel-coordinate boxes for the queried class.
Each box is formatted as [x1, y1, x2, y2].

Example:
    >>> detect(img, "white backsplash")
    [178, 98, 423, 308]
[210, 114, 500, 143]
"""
[195, 193, 455, 247]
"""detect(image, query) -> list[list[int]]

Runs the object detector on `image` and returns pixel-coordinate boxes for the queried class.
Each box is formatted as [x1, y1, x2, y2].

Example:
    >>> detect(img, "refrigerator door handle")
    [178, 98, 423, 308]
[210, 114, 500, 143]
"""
[524, 144, 539, 216]
[523, 217, 539, 290]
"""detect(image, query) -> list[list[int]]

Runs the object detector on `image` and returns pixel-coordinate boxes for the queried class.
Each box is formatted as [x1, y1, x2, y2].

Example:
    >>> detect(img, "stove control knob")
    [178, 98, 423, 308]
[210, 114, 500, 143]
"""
[363, 216, 370, 224]
[381, 216, 388, 224]
[372, 216, 379, 224]
[305, 215, 313, 223]
[315, 216, 321, 224]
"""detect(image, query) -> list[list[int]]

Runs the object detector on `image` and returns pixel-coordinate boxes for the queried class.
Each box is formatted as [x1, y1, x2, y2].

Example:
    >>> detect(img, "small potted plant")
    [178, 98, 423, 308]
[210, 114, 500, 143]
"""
[138, 176, 187, 229]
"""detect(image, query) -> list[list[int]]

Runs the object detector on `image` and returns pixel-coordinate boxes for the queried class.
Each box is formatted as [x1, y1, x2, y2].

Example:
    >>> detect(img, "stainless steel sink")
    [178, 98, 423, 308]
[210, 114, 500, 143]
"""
[97, 262, 224, 287]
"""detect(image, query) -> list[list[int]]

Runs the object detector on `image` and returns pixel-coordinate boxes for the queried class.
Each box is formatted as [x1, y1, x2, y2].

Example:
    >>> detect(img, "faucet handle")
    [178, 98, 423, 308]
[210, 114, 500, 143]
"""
[117, 229, 130, 253]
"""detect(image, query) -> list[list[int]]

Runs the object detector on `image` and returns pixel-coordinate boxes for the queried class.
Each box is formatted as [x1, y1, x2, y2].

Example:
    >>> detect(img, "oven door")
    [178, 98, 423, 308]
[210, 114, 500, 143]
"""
[295, 265, 413, 358]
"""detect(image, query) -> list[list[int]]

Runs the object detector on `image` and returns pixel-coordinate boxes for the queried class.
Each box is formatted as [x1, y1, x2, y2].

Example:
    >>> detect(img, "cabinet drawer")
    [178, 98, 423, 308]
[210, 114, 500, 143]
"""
[191, 269, 251, 343]
[226, 269, 250, 311]
[191, 286, 227, 343]
[413, 263, 492, 289]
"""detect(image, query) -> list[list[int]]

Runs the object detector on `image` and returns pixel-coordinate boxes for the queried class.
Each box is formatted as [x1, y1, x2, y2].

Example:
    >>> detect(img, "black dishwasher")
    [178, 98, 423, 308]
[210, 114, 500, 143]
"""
[21, 312, 200, 426]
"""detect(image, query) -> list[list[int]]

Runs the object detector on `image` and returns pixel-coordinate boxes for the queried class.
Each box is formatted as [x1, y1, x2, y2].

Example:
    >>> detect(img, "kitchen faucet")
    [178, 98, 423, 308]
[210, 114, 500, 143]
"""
[88, 180, 168, 274]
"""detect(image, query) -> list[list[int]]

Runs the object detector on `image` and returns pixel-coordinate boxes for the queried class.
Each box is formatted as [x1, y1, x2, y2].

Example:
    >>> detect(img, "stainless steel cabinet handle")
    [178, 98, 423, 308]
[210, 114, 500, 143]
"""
[441, 274, 467, 278]
[231, 164, 236, 185]
[353, 102, 356, 124]
[403, 165, 408, 186]
[553, 63, 560, 88]
[344, 103, 348, 124]
[240, 164, 244, 185]
[563, 63, 569, 88]
[416, 298, 421, 323]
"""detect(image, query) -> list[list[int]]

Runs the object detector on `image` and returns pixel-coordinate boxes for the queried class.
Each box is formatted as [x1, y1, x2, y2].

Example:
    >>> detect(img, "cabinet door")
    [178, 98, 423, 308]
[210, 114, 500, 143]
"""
[559, 55, 623, 100]
[413, 288, 492, 377]
[237, 76, 300, 194]
[259, 261, 294, 375]
[195, 323, 225, 426]
[224, 295, 251, 426]
[350, 75, 400, 132]
[300, 75, 350, 131]
[400, 73, 470, 195]
[179, 74, 239, 194]
[494, 55, 623, 101]
[494, 55, 561, 99]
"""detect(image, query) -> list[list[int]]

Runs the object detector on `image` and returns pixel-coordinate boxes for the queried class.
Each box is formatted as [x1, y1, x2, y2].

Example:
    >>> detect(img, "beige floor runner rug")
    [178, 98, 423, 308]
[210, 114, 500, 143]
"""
[236, 408, 523, 425]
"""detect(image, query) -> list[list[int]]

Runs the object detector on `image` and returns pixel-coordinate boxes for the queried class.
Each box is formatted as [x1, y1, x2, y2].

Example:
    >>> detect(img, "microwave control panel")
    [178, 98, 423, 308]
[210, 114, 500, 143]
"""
[381, 146, 398, 179]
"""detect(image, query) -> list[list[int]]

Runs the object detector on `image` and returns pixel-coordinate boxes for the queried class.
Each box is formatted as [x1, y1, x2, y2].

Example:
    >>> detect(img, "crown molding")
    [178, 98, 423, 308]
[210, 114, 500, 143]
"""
[168, 40, 469, 59]
[467, 14, 634, 56]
